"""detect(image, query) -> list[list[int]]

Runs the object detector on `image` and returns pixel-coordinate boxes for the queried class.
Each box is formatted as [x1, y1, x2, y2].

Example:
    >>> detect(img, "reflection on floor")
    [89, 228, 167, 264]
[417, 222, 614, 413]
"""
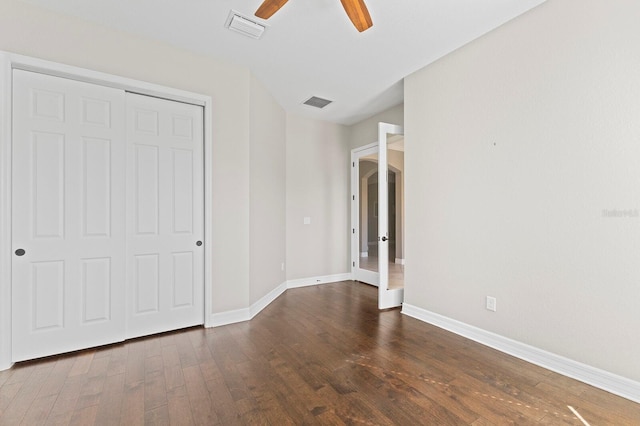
[359, 255, 404, 290]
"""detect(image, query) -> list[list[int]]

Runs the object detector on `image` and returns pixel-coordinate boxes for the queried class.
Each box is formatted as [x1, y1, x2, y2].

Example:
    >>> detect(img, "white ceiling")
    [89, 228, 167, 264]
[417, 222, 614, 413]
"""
[24, 0, 546, 125]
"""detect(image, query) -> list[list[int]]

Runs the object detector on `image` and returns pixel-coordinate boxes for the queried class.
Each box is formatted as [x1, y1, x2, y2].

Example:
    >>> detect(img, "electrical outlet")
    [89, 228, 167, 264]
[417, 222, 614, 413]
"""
[486, 296, 497, 312]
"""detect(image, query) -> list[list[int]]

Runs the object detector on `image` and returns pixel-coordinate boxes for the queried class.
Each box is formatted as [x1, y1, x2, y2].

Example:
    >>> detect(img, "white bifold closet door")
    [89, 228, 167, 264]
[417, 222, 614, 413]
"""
[11, 70, 204, 362]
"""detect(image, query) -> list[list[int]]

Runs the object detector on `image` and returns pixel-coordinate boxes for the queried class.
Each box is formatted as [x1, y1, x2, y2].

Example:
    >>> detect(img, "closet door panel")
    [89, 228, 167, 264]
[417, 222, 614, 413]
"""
[11, 70, 126, 362]
[125, 93, 204, 338]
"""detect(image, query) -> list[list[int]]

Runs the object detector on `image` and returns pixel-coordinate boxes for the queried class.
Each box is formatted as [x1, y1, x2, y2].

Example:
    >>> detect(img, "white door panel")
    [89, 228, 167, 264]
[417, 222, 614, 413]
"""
[12, 70, 126, 361]
[125, 93, 204, 339]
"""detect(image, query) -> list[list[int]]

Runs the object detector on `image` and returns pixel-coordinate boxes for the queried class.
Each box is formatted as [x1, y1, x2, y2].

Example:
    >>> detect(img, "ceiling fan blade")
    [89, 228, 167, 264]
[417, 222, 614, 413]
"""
[255, 0, 289, 19]
[340, 0, 373, 32]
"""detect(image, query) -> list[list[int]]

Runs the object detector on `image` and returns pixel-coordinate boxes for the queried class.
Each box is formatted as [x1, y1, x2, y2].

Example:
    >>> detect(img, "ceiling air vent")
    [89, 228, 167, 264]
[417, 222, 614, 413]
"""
[303, 96, 333, 109]
[225, 10, 266, 39]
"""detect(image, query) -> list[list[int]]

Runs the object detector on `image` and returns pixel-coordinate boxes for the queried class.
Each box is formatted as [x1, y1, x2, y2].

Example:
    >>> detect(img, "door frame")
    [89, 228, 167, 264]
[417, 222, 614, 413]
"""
[0, 51, 214, 371]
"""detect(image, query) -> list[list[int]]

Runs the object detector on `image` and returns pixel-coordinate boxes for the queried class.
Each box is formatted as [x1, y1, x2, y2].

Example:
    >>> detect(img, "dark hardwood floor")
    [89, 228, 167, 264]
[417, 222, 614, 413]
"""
[1, 281, 639, 425]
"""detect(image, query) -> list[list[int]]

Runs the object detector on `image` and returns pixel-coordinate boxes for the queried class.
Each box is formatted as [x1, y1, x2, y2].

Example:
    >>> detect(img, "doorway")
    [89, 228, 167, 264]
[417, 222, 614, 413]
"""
[351, 123, 404, 309]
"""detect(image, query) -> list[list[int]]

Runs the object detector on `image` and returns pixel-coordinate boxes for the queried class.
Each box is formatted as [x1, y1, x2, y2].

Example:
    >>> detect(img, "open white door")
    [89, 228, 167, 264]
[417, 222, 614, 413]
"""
[378, 122, 404, 309]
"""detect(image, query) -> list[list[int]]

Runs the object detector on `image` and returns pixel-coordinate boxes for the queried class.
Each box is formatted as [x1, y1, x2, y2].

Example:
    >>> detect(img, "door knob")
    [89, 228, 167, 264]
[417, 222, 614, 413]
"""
[381, 236, 388, 242]
[15, 248, 25, 256]
[196, 241, 203, 246]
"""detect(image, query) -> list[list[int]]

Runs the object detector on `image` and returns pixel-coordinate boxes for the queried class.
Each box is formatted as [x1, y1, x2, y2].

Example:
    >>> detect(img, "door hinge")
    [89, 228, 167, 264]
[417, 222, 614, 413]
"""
[352, 228, 355, 234]
[352, 195, 355, 201]
[353, 261, 355, 267]
[352, 162, 355, 167]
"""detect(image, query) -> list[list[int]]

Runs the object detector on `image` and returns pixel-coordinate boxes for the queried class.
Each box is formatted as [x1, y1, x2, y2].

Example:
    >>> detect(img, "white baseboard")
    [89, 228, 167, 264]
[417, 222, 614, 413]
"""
[361, 252, 368, 257]
[207, 274, 352, 327]
[395, 258, 405, 265]
[207, 281, 288, 327]
[208, 308, 251, 327]
[250, 282, 287, 318]
[402, 304, 640, 404]
[286, 273, 352, 289]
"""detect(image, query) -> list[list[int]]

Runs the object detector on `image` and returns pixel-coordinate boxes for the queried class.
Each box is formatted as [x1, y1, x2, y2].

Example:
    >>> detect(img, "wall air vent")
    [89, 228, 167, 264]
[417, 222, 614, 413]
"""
[303, 96, 333, 109]
[225, 10, 266, 39]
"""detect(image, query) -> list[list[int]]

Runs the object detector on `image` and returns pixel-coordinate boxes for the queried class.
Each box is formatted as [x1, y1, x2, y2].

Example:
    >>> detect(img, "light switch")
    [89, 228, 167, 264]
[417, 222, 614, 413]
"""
[303, 217, 311, 225]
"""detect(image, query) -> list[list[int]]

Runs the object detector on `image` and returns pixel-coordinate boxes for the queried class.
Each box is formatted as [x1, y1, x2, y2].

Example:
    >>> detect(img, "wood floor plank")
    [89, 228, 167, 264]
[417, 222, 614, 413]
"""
[1, 281, 638, 425]
[74, 372, 107, 410]
[94, 372, 125, 425]
[119, 381, 144, 425]
[67, 404, 98, 426]
[201, 360, 243, 424]
[0, 369, 11, 389]
[349, 352, 480, 424]
[534, 380, 640, 425]
[36, 357, 76, 399]
[0, 381, 23, 417]
[105, 344, 127, 378]
[268, 347, 342, 424]
[2, 363, 35, 387]
[182, 364, 219, 425]
[0, 359, 52, 424]
[21, 394, 57, 425]
[43, 376, 85, 425]
[144, 404, 170, 426]
[174, 333, 199, 369]
[144, 355, 168, 412]
[161, 345, 185, 392]
[67, 351, 95, 377]
[166, 385, 195, 425]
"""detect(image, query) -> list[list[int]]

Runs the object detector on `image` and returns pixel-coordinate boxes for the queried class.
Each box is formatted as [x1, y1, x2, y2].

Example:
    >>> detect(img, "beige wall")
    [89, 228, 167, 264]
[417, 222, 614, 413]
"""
[0, 0, 253, 314]
[405, 0, 640, 381]
[286, 114, 350, 280]
[347, 103, 404, 150]
[249, 75, 286, 304]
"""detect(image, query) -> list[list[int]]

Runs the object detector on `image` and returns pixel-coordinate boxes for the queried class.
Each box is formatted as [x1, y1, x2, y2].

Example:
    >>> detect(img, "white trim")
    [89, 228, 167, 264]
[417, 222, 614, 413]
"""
[286, 273, 352, 289]
[394, 258, 405, 265]
[360, 252, 368, 258]
[11, 61, 206, 107]
[0, 51, 214, 370]
[250, 282, 287, 318]
[402, 304, 640, 404]
[202, 93, 214, 328]
[353, 268, 379, 287]
[0, 55, 12, 371]
[208, 308, 251, 327]
[354, 141, 380, 153]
